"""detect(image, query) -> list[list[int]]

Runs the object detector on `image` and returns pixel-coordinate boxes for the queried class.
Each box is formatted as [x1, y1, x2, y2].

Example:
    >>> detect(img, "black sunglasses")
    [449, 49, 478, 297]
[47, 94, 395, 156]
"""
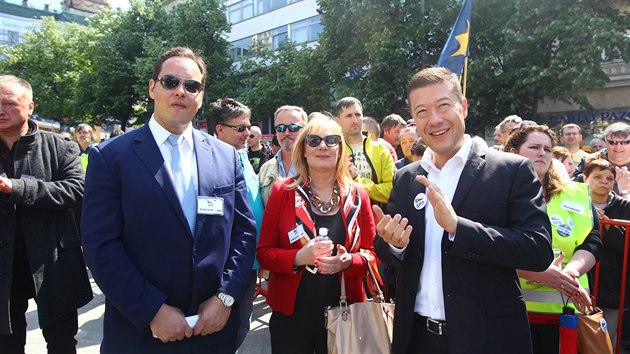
[305, 135, 342, 148]
[248, 134, 255, 139]
[221, 123, 252, 133]
[158, 75, 203, 94]
[607, 139, 630, 146]
[275, 124, 303, 133]
[361, 131, 369, 137]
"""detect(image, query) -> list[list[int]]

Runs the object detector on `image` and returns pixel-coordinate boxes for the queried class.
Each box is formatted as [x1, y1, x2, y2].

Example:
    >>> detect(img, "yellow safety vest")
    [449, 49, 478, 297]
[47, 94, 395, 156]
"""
[521, 182, 593, 314]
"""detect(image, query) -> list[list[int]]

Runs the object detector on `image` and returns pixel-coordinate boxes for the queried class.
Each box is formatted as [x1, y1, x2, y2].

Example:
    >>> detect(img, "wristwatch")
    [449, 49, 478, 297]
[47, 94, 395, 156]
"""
[217, 291, 235, 308]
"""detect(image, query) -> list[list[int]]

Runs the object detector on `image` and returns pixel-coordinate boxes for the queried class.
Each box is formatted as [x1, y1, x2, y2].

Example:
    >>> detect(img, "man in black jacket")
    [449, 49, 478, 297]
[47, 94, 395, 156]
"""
[0, 75, 92, 354]
[373, 68, 552, 354]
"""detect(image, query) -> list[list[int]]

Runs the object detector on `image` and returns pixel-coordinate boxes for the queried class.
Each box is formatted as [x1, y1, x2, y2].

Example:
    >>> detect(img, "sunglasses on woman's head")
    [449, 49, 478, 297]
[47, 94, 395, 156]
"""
[275, 124, 303, 133]
[158, 75, 203, 94]
[305, 135, 342, 148]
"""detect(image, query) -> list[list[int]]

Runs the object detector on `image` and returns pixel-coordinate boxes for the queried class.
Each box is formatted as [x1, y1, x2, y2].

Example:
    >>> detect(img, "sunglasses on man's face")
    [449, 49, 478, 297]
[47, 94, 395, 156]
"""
[607, 139, 630, 146]
[275, 124, 303, 133]
[221, 123, 251, 133]
[305, 135, 342, 148]
[158, 75, 203, 94]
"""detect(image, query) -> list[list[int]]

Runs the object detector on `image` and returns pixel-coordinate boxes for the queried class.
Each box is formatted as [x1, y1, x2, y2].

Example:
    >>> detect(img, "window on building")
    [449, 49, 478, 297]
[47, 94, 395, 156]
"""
[254, 25, 288, 50]
[256, 0, 287, 13]
[290, 15, 322, 44]
[229, 14, 322, 62]
[227, 0, 254, 23]
[230, 36, 253, 61]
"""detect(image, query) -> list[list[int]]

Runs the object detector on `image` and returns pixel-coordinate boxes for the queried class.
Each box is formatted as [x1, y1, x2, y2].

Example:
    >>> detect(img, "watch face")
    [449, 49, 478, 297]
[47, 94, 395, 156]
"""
[219, 292, 234, 307]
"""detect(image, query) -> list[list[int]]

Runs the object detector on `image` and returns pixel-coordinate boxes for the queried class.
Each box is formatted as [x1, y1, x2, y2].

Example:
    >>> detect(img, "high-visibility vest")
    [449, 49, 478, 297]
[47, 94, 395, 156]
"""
[521, 182, 593, 314]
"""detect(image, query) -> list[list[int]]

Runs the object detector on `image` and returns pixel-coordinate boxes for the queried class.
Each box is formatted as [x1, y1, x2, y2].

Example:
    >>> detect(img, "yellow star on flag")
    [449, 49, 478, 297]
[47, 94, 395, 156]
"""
[450, 20, 470, 58]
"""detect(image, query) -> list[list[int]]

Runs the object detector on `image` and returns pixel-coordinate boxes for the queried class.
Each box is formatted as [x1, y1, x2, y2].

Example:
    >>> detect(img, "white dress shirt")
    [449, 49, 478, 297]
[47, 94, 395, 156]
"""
[148, 116, 199, 198]
[414, 136, 473, 320]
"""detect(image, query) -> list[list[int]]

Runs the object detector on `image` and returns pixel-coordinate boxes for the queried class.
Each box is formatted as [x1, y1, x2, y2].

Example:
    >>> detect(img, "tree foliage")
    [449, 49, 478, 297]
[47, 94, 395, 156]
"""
[316, 0, 460, 118]
[235, 41, 332, 123]
[468, 0, 630, 127]
[0, 17, 96, 123]
[76, 0, 170, 129]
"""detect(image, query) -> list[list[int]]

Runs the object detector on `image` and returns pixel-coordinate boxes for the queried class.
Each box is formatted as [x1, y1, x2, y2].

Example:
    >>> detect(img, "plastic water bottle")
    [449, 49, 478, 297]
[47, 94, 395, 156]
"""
[318, 227, 332, 257]
[319, 227, 330, 241]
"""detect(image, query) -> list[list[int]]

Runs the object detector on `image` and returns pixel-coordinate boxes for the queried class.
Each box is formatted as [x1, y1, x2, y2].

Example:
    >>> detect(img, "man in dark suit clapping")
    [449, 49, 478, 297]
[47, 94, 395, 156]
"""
[373, 67, 553, 354]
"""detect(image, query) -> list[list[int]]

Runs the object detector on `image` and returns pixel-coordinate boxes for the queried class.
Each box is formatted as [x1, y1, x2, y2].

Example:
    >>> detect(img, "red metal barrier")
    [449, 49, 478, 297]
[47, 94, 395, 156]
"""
[594, 218, 630, 354]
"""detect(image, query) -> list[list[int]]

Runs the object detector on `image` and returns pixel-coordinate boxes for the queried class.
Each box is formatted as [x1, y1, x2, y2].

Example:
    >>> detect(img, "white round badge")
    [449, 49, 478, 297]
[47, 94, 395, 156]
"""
[414, 193, 427, 210]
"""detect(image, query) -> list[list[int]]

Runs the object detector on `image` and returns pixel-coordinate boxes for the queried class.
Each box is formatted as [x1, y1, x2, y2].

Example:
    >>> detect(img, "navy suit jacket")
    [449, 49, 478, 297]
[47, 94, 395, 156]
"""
[375, 141, 553, 354]
[81, 124, 256, 353]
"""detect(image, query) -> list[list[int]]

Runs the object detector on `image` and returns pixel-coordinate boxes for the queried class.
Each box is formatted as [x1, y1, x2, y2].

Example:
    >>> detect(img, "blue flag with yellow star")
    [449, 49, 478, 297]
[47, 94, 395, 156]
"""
[437, 0, 471, 76]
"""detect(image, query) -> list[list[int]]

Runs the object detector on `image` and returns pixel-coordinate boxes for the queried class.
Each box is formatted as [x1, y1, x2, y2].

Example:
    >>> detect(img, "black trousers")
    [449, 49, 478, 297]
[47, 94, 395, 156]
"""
[406, 314, 449, 354]
[269, 310, 327, 354]
[529, 322, 560, 354]
[0, 253, 79, 354]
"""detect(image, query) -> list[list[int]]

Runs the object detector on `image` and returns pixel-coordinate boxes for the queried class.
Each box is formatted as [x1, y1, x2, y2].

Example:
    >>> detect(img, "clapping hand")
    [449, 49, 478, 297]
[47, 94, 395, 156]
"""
[415, 176, 458, 234]
[372, 205, 412, 249]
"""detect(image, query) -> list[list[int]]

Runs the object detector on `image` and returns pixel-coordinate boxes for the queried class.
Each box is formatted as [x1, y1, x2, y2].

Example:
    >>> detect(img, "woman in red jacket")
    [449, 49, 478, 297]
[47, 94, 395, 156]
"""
[257, 116, 377, 354]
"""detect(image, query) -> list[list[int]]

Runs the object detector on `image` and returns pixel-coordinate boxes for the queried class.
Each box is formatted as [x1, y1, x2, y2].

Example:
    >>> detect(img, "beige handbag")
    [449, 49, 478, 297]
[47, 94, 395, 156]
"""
[325, 260, 395, 354]
[577, 307, 613, 354]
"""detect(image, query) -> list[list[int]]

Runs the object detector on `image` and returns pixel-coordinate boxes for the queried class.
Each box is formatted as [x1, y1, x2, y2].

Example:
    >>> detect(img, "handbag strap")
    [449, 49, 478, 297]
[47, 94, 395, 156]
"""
[337, 253, 386, 306]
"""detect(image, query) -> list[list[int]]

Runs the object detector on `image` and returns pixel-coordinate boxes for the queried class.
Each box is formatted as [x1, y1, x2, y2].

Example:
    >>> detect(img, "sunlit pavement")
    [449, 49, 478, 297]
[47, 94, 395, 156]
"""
[24, 276, 272, 354]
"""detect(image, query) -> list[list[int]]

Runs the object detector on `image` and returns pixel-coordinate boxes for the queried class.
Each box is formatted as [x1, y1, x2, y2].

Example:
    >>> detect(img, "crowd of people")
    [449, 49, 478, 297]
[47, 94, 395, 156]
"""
[1, 46, 630, 354]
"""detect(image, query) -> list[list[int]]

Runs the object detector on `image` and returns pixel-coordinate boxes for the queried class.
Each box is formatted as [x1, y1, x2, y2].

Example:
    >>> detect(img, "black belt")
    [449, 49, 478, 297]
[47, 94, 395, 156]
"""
[416, 314, 447, 336]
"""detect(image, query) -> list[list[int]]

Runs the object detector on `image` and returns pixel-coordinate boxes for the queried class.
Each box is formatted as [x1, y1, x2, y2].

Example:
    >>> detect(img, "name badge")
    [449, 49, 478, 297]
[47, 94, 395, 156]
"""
[197, 197, 224, 215]
[288, 224, 306, 244]
[560, 200, 586, 214]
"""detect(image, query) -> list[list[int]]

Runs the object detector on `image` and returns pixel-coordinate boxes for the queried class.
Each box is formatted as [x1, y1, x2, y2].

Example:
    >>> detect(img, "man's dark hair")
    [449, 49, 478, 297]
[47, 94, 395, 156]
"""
[407, 67, 463, 102]
[411, 139, 427, 157]
[381, 114, 406, 132]
[152, 47, 207, 85]
[208, 98, 251, 132]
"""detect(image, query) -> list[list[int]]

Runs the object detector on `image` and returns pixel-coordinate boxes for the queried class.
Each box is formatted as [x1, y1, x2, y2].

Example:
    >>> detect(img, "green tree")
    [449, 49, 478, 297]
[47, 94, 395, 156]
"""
[235, 41, 332, 124]
[316, 0, 460, 118]
[468, 0, 630, 127]
[169, 0, 233, 106]
[76, 0, 170, 129]
[0, 17, 96, 123]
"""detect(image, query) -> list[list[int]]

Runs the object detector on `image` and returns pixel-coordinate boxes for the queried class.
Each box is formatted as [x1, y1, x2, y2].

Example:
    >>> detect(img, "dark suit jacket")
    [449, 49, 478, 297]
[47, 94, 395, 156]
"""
[81, 124, 256, 353]
[374, 141, 553, 354]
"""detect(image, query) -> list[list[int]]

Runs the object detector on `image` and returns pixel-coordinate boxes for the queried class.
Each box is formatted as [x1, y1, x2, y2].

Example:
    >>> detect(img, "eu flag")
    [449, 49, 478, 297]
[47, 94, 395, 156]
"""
[437, 0, 472, 76]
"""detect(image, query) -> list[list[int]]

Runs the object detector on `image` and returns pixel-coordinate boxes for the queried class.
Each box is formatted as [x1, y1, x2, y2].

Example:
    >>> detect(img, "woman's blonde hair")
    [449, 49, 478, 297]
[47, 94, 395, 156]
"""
[288, 116, 352, 194]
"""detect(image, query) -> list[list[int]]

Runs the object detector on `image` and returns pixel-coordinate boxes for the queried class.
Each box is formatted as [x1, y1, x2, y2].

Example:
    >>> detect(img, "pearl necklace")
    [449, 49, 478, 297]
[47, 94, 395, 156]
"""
[307, 183, 340, 214]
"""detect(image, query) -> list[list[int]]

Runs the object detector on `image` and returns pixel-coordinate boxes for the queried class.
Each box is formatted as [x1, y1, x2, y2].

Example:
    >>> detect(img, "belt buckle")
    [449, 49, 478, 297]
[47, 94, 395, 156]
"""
[426, 318, 446, 336]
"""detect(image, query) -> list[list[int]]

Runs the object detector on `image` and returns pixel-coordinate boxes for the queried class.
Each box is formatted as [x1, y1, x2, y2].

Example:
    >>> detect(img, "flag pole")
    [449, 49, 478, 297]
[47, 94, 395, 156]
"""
[462, 56, 468, 97]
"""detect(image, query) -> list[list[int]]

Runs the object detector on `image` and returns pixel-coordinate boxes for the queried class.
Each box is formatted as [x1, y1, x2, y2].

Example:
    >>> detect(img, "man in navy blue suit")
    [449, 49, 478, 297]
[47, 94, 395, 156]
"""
[81, 47, 256, 354]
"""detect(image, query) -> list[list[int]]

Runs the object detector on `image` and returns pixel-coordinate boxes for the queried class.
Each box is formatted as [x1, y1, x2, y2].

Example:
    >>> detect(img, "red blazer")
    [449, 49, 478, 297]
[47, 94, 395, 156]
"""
[257, 179, 377, 315]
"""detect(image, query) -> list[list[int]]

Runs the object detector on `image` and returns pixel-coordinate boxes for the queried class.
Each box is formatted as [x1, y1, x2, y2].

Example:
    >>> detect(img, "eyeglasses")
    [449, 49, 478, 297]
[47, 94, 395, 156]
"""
[305, 135, 342, 148]
[275, 124, 303, 133]
[158, 75, 203, 94]
[221, 123, 251, 133]
[607, 139, 630, 146]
